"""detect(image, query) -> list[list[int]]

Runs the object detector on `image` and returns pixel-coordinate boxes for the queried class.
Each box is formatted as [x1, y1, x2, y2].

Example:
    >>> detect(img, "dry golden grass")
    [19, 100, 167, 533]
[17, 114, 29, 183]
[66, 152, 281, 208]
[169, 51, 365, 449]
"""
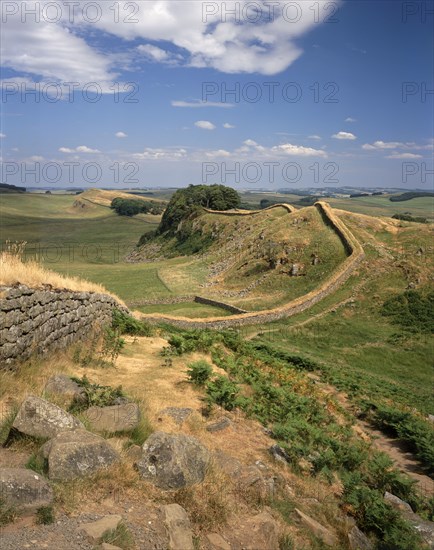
[0, 243, 124, 304]
[80, 188, 165, 208]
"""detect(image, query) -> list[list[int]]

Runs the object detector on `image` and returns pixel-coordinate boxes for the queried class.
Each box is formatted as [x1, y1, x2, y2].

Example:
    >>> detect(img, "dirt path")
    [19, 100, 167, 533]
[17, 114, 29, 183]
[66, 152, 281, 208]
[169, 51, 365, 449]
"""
[358, 421, 434, 497]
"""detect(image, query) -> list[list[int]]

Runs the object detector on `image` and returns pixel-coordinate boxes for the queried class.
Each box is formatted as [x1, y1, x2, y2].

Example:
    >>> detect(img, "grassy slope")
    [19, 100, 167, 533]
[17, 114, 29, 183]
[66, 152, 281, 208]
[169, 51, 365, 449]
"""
[242, 212, 434, 415]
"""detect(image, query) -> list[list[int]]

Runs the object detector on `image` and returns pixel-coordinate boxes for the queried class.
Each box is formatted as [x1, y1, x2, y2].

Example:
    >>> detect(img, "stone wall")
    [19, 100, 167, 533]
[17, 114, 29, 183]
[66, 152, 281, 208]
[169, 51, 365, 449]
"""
[0, 285, 127, 367]
[202, 203, 295, 216]
[193, 296, 247, 314]
[139, 202, 365, 329]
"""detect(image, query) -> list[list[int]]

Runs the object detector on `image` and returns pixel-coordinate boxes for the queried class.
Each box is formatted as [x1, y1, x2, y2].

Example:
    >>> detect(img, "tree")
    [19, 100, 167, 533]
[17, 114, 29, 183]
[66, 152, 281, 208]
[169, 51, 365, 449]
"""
[157, 184, 240, 234]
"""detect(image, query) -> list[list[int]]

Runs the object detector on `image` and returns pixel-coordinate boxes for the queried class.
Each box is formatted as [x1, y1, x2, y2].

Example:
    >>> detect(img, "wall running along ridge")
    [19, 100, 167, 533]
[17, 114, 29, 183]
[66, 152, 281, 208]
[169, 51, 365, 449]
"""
[139, 202, 365, 329]
[0, 285, 126, 367]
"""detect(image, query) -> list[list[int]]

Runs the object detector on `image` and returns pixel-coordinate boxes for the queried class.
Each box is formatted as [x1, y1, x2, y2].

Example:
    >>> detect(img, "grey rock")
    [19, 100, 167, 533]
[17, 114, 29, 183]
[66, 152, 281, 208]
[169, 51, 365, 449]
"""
[0, 467, 53, 513]
[269, 444, 291, 464]
[41, 429, 120, 481]
[163, 503, 194, 550]
[294, 508, 338, 547]
[80, 515, 122, 543]
[348, 525, 373, 550]
[44, 374, 86, 407]
[12, 395, 83, 439]
[84, 403, 140, 433]
[384, 491, 413, 513]
[206, 417, 232, 433]
[136, 431, 210, 489]
[158, 407, 193, 425]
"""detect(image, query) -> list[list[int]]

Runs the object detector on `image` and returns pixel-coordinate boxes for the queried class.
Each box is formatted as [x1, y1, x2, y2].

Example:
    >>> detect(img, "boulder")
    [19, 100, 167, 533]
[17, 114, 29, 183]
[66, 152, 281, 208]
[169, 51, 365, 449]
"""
[136, 431, 210, 489]
[348, 525, 373, 550]
[83, 403, 140, 433]
[294, 509, 338, 547]
[384, 491, 413, 513]
[163, 503, 194, 550]
[229, 511, 280, 550]
[12, 395, 83, 440]
[44, 374, 86, 407]
[80, 515, 122, 543]
[40, 429, 120, 481]
[0, 467, 53, 513]
[206, 417, 232, 433]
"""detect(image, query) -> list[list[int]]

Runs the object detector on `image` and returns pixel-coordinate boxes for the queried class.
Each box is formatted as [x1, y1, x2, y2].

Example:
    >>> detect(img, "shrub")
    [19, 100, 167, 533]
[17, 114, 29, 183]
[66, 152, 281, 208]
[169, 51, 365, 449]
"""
[69, 375, 127, 413]
[187, 360, 213, 385]
[0, 498, 16, 527]
[36, 506, 54, 525]
[101, 521, 134, 549]
[381, 290, 434, 333]
[206, 375, 239, 411]
[112, 310, 154, 336]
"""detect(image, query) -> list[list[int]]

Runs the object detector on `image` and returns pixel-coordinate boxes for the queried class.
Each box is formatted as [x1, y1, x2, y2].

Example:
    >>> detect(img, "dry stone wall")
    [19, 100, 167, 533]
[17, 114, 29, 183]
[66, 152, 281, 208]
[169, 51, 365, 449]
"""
[139, 202, 365, 329]
[0, 285, 127, 367]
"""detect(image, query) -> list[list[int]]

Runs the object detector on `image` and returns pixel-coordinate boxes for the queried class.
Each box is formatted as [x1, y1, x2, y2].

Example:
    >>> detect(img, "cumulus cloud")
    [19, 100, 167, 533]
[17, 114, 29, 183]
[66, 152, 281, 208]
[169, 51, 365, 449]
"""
[132, 147, 187, 160]
[308, 135, 321, 140]
[1, 3, 120, 91]
[362, 140, 425, 150]
[332, 131, 357, 140]
[59, 145, 100, 154]
[271, 143, 327, 157]
[115, 132, 127, 138]
[0, 133, 6, 138]
[345, 117, 356, 122]
[195, 120, 216, 130]
[385, 152, 423, 159]
[172, 100, 234, 108]
[223, 123, 235, 128]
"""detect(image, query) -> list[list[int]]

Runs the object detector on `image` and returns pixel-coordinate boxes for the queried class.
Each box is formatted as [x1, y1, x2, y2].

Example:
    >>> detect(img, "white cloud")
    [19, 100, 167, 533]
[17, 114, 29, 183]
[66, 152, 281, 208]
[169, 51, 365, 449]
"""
[205, 149, 232, 158]
[308, 135, 321, 140]
[223, 123, 235, 129]
[332, 131, 357, 140]
[385, 152, 423, 159]
[59, 145, 100, 154]
[345, 117, 356, 122]
[115, 132, 127, 138]
[361, 140, 430, 150]
[195, 120, 216, 130]
[0, 133, 6, 138]
[172, 100, 234, 108]
[28, 155, 44, 162]
[132, 147, 187, 161]
[271, 143, 327, 158]
[137, 44, 171, 62]
[84, 0, 342, 76]
[1, 4, 120, 92]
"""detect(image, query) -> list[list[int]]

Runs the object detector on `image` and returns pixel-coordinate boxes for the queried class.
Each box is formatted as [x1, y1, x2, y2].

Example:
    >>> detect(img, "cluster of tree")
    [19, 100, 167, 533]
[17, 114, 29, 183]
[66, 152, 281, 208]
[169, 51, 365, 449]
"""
[390, 191, 434, 202]
[110, 197, 165, 217]
[296, 195, 321, 206]
[157, 184, 240, 234]
[392, 213, 428, 223]
[349, 192, 370, 198]
[259, 199, 281, 209]
[0, 183, 26, 193]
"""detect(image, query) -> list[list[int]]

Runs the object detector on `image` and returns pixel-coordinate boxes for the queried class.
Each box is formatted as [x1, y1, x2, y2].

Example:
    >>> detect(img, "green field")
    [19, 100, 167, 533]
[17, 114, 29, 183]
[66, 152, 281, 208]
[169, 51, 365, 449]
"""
[327, 194, 434, 221]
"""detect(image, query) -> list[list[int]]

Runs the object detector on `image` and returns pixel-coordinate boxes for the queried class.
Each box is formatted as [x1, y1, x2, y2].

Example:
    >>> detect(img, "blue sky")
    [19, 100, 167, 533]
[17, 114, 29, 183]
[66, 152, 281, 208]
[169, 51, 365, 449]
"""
[1, 0, 433, 189]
